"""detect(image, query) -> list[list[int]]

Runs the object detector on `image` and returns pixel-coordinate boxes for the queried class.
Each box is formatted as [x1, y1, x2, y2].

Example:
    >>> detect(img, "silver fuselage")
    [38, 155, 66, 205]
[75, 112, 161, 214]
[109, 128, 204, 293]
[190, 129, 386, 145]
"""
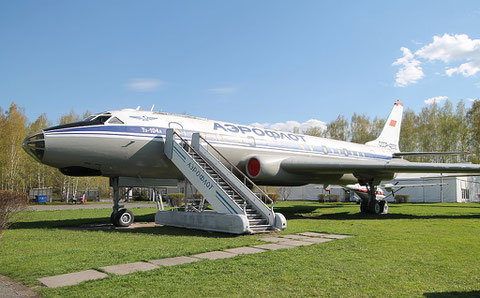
[23, 109, 396, 186]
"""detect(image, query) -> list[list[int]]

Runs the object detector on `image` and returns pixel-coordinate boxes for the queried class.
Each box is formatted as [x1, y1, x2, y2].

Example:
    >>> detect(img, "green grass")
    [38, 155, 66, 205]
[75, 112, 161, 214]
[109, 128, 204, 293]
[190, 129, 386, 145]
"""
[1, 202, 480, 297]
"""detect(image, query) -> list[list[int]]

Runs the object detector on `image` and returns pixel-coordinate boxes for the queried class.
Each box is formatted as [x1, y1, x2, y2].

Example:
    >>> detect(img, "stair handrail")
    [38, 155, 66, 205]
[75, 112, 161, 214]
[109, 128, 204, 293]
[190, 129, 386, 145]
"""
[170, 131, 248, 209]
[197, 134, 275, 209]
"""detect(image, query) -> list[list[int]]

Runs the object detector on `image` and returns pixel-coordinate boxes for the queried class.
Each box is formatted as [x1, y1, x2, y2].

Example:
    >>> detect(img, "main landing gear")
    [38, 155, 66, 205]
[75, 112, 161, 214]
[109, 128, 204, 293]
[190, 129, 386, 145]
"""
[360, 180, 388, 215]
[110, 177, 134, 227]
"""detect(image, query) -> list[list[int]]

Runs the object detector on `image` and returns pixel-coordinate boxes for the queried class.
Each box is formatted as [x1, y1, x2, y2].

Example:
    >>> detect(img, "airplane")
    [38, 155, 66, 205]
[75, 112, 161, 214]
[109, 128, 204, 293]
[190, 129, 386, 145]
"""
[22, 100, 480, 226]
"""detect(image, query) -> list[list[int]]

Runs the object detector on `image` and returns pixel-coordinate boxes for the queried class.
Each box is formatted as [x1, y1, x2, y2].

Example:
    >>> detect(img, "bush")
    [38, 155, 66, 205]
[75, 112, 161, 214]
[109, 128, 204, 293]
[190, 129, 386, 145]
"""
[318, 194, 341, 203]
[167, 193, 184, 207]
[133, 189, 149, 201]
[394, 195, 410, 203]
[0, 190, 29, 240]
[192, 193, 203, 201]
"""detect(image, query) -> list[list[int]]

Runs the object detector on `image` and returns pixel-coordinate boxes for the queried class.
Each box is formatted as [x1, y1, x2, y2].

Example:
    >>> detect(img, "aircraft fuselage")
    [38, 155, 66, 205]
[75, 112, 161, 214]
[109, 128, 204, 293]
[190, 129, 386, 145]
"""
[23, 109, 396, 186]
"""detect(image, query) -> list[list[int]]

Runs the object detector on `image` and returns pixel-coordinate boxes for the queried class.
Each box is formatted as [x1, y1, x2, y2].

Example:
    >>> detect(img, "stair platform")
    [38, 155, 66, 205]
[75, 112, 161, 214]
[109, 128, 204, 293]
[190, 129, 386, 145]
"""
[155, 210, 251, 234]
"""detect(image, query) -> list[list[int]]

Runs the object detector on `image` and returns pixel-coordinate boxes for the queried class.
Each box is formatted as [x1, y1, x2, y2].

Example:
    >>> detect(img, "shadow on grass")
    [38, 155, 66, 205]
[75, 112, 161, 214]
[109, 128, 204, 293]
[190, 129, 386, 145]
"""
[424, 290, 480, 297]
[8, 213, 240, 238]
[275, 204, 480, 220]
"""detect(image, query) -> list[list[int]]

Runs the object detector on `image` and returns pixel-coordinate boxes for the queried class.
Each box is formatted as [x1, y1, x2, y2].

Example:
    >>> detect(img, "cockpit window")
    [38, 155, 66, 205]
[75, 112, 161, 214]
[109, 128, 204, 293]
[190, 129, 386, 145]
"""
[92, 115, 111, 124]
[44, 113, 112, 131]
[108, 117, 124, 124]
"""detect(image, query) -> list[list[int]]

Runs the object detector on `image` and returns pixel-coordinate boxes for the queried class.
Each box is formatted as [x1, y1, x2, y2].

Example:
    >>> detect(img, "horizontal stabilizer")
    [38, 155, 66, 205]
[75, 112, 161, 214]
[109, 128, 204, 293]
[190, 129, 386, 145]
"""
[280, 156, 480, 175]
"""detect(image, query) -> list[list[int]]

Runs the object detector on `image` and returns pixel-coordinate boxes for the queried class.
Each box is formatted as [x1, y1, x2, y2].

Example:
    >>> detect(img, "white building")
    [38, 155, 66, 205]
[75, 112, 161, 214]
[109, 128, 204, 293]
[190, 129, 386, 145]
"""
[383, 173, 480, 203]
[281, 173, 480, 203]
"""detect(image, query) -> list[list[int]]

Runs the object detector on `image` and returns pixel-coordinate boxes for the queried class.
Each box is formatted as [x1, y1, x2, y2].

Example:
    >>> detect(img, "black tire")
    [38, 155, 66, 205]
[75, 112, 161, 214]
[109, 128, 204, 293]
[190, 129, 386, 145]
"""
[379, 200, 386, 212]
[382, 201, 389, 214]
[113, 209, 134, 227]
[110, 211, 116, 224]
[360, 200, 369, 213]
[369, 201, 381, 214]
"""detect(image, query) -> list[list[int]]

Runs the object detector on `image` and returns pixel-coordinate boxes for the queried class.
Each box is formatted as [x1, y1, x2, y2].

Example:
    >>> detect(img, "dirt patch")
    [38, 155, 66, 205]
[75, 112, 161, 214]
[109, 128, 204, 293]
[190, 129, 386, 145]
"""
[0, 275, 39, 298]
[62, 222, 159, 231]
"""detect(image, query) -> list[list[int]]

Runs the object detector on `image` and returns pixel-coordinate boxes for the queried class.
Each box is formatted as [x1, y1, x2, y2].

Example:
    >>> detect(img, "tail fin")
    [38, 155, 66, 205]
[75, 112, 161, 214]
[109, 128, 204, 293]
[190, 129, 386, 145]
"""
[365, 100, 404, 152]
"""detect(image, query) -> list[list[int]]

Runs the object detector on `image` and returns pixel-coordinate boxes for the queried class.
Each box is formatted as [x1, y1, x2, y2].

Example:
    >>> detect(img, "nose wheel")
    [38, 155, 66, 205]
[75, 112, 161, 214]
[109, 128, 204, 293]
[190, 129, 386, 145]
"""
[110, 177, 135, 227]
[111, 209, 134, 227]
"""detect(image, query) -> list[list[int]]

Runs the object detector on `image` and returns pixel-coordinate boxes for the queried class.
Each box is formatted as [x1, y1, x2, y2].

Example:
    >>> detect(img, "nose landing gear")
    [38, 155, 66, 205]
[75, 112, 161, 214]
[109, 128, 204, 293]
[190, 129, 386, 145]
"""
[110, 177, 134, 227]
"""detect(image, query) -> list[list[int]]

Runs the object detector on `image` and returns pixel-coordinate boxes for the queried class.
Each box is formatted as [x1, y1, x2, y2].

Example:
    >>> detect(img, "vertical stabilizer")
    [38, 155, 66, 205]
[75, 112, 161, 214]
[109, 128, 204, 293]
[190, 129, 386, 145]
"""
[365, 100, 403, 152]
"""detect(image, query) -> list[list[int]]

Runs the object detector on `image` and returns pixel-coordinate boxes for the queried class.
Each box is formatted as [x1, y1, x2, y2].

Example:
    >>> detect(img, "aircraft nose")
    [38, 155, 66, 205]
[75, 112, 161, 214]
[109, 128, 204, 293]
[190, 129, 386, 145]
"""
[23, 132, 45, 163]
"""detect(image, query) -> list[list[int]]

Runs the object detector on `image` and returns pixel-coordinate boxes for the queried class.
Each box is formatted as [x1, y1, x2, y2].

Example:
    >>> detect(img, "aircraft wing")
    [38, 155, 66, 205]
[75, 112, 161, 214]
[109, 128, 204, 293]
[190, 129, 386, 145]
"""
[280, 157, 480, 175]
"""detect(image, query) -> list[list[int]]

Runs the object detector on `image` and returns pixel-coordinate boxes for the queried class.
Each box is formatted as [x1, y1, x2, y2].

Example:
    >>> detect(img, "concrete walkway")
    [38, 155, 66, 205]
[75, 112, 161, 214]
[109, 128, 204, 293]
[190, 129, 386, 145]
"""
[35, 232, 353, 289]
[27, 202, 156, 211]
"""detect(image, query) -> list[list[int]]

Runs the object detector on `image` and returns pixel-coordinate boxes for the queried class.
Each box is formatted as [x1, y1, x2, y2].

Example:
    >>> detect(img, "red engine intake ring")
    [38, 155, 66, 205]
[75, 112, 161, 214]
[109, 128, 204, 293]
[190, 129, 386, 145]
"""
[247, 158, 260, 177]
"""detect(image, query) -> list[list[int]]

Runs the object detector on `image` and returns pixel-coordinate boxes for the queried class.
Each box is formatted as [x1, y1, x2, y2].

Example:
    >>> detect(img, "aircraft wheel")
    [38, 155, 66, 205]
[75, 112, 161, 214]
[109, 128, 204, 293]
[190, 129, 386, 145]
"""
[381, 201, 389, 214]
[360, 200, 369, 213]
[369, 201, 381, 214]
[113, 209, 134, 227]
[110, 211, 116, 224]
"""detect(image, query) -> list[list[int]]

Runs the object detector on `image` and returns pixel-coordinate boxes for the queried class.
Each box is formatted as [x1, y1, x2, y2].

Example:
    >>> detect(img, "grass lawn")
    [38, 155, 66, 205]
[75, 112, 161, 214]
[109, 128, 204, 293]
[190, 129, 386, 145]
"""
[1, 202, 479, 297]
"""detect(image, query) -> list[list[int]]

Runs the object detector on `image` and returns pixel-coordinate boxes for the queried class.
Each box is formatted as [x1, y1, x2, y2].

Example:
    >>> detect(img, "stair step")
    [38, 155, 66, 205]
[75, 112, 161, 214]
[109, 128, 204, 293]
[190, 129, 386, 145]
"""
[249, 219, 267, 225]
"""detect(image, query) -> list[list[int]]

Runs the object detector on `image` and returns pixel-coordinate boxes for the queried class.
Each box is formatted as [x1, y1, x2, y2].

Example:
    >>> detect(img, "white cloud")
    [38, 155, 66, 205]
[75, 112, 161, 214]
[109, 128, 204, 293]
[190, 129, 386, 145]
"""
[126, 78, 164, 91]
[392, 47, 424, 87]
[208, 87, 237, 94]
[445, 61, 480, 77]
[416, 34, 480, 63]
[425, 96, 448, 105]
[392, 34, 480, 86]
[251, 119, 326, 133]
[415, 34, 480, 77]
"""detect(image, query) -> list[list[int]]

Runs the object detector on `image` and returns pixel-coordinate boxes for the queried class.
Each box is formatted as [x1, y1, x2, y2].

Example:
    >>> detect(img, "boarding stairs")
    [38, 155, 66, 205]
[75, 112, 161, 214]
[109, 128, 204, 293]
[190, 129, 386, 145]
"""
[158, 129, 286, 234]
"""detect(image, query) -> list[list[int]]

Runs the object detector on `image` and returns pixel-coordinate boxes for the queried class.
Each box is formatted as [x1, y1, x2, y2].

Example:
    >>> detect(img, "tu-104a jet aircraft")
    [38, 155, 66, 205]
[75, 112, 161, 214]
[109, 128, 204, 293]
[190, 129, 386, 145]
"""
[23, 100, 480, 226]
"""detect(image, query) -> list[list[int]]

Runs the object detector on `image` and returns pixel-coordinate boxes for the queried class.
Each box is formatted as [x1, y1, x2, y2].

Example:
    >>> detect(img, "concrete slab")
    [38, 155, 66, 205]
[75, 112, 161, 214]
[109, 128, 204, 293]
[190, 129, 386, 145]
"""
[280, 234, 312, 240]
[37, 270, 108, 288]
[254, 243, 294, 251]
[321, 234, 353, 239]
[100, 262, 158, 275]
[150, 256, 200, 267]
[224, 247, 266, 255]
[297, 232, 331, 237]
[192, 251, 237, 260]
[258, 237, 287, 243]
[301, 237, 334, 244]
[278, 240, 314, 247]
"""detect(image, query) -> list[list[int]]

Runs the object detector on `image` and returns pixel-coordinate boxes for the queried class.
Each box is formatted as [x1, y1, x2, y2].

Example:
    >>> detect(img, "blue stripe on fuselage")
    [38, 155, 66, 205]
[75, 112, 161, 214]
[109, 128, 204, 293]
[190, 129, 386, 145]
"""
[44, 125, 392, 161]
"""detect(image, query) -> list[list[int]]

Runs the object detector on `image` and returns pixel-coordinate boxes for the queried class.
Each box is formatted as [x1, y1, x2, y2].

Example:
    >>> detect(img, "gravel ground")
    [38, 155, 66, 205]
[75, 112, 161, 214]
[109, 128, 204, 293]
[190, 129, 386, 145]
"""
[0, 275, 38, 298]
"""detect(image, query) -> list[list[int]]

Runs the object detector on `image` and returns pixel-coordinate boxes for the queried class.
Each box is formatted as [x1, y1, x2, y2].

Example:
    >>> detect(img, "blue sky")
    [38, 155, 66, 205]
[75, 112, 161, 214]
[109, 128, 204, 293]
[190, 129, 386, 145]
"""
[1, 1, 479, 130]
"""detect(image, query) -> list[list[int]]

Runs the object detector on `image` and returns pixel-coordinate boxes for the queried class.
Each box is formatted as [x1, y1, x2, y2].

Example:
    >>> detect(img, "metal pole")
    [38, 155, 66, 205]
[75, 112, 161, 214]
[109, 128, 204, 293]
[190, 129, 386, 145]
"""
[440, 174, 444, 203]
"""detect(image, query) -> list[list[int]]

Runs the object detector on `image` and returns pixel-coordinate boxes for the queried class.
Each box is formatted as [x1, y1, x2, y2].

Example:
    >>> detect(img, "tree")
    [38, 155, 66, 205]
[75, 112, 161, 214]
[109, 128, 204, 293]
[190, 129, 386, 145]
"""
[466, 99, 480, 163]
[325, 115, 350, 141]
[399, 108, 419, 161]
[303, 126, 323, 137]
[0, 103, 27, 192]
[350, 113, 379, 144]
